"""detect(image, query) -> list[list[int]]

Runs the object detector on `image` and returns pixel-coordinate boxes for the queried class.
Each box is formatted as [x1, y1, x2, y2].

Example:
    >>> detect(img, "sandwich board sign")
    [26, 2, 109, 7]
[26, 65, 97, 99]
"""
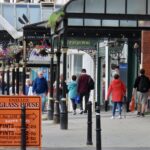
[0, 96, 41, 147]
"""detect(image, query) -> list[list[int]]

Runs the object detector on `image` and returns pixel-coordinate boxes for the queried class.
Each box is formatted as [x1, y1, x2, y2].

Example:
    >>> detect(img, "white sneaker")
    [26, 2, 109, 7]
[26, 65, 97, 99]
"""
[117, 115, 122, 119]
[79, 110, 83, 114]
[110, 116, 115, 119]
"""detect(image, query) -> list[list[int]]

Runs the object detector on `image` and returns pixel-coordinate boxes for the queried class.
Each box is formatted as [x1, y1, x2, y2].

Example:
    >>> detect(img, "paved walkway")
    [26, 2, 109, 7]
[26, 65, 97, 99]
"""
[1, 110, 150, 150]
[41, 110, 150, 150]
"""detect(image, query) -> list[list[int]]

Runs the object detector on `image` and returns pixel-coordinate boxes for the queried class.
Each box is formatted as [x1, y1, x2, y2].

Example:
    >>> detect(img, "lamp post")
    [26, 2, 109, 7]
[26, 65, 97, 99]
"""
[47, 38, 54, 120]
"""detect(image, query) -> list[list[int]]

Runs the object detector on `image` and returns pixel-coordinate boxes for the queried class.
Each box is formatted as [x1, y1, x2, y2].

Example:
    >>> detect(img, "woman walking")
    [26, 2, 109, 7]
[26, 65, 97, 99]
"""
[106, 73, 126, 119]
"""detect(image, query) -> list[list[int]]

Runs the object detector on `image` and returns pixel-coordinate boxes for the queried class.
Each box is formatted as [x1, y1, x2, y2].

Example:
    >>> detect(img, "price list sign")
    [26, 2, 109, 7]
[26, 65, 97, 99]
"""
[0, 96, 41, 147]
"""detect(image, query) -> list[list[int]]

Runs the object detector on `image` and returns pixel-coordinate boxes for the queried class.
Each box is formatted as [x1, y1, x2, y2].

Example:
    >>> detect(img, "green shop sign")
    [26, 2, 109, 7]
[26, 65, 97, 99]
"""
[67, 38, 97, 50]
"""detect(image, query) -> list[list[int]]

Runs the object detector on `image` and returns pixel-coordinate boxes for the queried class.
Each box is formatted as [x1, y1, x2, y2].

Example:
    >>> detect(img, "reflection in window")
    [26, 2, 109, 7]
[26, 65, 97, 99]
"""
[102, 20, 119, 27]
[120, 20, 137, 27]
[85, 0, 104, 13]
[139, 21, 150, 27]
[74, 54, 82, 76]
[84, 19, 101, 26]
[107, 0, 125, 14]
[66, 0, 84, 13]
[68, 18, 83, 26]
[127, 0, 146, 14]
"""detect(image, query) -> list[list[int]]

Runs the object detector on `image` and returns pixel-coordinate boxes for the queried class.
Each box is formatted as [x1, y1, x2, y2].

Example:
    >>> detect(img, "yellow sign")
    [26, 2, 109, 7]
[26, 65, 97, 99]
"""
[0, 96, 41, 147]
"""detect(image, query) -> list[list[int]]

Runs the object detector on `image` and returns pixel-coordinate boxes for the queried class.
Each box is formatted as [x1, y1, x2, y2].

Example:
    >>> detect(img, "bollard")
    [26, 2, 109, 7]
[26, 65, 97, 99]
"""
[60, 98, 68, 129]
[53, 101, 60, 124]
[96, 105, 102, 150]
[47, 97, 54, 120]
[86, 101, 93, 145]
[21, 105, 26, 150]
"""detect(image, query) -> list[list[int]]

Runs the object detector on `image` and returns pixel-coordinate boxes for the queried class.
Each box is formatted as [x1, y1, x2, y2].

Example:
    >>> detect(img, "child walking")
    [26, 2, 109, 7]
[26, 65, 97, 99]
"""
[68, 75, 78, 115]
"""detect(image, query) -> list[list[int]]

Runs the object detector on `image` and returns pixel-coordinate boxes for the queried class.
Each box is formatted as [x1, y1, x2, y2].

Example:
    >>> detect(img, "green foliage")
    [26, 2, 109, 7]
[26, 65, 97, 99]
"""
[48, 9, 64, 31]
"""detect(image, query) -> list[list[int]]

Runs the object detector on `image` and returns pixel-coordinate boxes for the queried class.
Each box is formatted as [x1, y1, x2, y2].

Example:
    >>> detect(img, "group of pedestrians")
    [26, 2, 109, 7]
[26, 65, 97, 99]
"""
[106, 68, 150, 119]
[67, 68, 94, 115]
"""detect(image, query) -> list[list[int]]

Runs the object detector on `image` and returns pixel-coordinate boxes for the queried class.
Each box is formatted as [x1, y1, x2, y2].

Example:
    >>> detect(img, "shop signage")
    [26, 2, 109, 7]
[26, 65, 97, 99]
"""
[67, 38, 98, 50]
[0, 96, 41, 147]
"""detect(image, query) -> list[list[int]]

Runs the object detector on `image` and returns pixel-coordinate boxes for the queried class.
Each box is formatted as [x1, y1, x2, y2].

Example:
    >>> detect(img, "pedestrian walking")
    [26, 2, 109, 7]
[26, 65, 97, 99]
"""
[32, 71, 48, 113]
[132, 68, 150, 117]
[105, 73, 126, 119]
[77, 69, 94, 114]
[25, 79, 33, 96]
[67, 75, 78, 115]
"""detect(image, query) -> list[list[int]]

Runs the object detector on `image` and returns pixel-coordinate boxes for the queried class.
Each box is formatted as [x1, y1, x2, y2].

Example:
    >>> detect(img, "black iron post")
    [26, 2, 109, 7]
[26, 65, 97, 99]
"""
[12, 63, 15, 95]
[96, 105, 101, 150]
[60, 47, 68, 130]
[60, 18, 68, 129]
[86, 101, 93, 145]
[53, 37, 61, 124]
[22, 40, 27, 95]
[6, 62, 10, 95]
[96, 42, 102, 150]
[21, 104, 26, 150]
[2, 62, 5, 95]
[16, 62, 19, 95]
[48, 38, 54, 120]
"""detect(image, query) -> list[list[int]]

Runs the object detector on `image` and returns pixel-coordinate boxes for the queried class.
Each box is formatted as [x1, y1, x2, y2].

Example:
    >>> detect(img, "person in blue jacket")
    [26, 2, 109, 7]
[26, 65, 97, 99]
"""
[68, 75, 78, 115]
[32, 71, 48, 113]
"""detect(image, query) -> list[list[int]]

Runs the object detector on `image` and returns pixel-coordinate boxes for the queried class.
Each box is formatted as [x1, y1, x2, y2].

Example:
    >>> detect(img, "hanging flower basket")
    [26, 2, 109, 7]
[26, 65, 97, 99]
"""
[0, 45, 23, 61]
[31, 45, 50, 57]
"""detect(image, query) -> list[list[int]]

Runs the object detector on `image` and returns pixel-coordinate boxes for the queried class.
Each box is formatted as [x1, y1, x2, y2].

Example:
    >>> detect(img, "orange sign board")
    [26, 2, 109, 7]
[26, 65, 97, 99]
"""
[0, 96, 41, 147]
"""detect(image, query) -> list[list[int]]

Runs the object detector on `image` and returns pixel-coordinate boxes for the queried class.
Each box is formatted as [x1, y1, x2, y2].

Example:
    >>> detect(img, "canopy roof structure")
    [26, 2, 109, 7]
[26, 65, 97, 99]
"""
[23, 21, 51, 41]
[56, 0, 150, 39]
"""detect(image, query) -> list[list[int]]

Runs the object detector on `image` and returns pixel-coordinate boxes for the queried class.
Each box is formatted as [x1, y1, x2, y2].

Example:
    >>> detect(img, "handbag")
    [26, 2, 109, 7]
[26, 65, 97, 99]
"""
[75, 95, 80, 104]
[129, 96, 135, 112]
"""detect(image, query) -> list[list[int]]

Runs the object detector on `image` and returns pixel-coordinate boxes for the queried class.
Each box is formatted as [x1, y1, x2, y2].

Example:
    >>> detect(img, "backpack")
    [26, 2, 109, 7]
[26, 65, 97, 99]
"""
[88, 76, 95, 90]
[138, 76, 150, 92]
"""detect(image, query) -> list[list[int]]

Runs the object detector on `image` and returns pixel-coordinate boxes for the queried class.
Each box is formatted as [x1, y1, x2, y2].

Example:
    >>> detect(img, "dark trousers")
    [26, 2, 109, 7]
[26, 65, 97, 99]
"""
[80, 92, 90, 111]
[71, 98, 77, 110]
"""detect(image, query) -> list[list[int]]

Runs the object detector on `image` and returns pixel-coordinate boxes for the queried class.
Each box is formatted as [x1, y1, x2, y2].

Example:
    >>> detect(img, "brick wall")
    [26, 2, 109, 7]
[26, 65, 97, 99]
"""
[142, 31, 150, 78]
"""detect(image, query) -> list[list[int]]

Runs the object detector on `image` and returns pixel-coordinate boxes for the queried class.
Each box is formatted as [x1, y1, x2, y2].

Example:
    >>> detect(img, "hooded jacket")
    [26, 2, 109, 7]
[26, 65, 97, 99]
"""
[67, 81, 78, 99]
[107, 79, 126, 102]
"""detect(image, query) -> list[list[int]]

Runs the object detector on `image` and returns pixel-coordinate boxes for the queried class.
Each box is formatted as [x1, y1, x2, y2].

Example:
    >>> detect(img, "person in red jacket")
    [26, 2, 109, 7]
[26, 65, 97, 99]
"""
[106, 73, 126, 119]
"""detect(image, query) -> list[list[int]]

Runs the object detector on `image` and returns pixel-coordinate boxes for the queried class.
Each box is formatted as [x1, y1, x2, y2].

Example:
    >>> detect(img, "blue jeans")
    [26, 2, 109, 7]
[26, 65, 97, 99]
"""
[112, 101, 122, 116]
[37, 93, 46, 113]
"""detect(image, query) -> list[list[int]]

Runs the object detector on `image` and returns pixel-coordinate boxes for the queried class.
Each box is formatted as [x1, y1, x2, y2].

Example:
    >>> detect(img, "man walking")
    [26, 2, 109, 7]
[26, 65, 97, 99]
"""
[133, 68, 150, 117]
[32, 71, 48, 113]
[77, 69, 94, 114]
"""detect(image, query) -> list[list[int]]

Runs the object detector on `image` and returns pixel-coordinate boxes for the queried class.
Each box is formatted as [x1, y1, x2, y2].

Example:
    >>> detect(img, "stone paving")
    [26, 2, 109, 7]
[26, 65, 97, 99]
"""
[1, 110, 150, 150]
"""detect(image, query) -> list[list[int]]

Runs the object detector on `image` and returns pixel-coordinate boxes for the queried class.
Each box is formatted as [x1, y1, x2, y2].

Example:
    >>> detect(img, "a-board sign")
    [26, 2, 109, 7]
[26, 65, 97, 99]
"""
[0, 96, 41, 147]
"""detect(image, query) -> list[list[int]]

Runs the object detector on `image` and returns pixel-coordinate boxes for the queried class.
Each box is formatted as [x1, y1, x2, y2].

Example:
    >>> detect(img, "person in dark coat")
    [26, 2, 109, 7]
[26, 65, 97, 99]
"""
[32, 71, 48, 113]
[77, 69, 92, 114]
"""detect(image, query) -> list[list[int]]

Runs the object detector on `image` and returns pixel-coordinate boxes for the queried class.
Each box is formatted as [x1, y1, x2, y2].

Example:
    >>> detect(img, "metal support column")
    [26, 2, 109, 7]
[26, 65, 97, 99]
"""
[48, 37, 54, 120]
[53, 37, 61, 124]
[22, 40, 26, 95]
[6, 63, 10, 95]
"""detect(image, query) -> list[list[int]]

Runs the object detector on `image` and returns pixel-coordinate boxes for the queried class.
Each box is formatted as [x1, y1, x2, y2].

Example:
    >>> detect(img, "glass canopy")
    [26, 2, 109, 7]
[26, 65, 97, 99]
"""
[65, 0, 150, 28]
